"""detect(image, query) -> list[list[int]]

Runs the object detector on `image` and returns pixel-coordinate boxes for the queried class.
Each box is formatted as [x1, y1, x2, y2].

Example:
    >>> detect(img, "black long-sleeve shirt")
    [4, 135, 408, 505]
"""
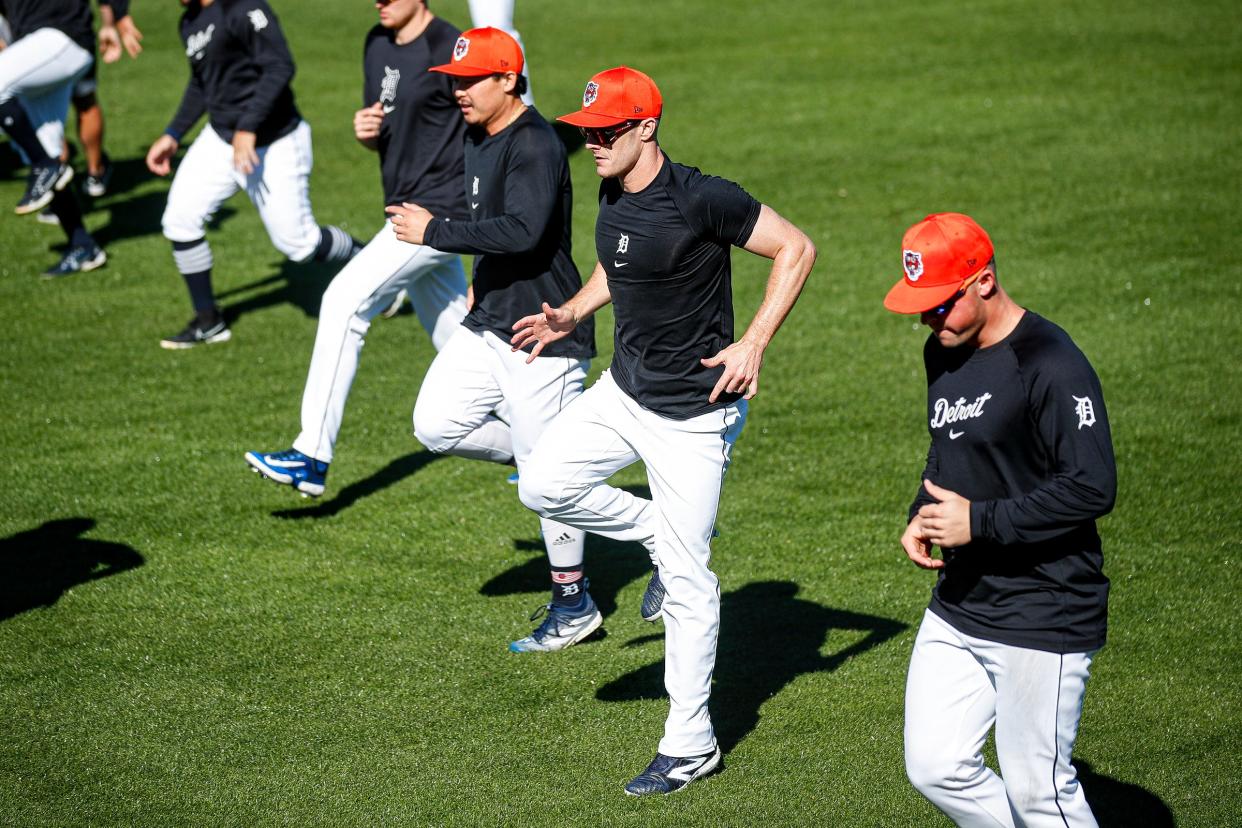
[423, 108, 594, 359]
[2, 0, 128, 53]
[909, 310, 1116, 653]
[165, 0, 300, 146]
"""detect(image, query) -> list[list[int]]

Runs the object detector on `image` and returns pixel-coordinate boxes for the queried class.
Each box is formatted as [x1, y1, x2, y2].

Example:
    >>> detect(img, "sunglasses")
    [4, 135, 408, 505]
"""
[578, 120, 641, 148]
[929, 269, 985, 316]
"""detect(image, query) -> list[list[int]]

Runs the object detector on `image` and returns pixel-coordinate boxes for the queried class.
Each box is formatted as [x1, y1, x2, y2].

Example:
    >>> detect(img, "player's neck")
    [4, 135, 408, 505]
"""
[620, 144, 664, 193]
[485, 99, 527, 137]
[394, 8, 433, 45]
[975, 295, 1024, 349]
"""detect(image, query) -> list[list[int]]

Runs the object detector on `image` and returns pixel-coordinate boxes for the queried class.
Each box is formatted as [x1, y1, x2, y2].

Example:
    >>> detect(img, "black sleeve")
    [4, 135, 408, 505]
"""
[908, 443, 940, 522]
[166, 71, 207, 140]
[425, 128, 558, 256]
[688, 173, 762, 247]
[230, 0, 296, 134]
[970, 347, 1117, 544]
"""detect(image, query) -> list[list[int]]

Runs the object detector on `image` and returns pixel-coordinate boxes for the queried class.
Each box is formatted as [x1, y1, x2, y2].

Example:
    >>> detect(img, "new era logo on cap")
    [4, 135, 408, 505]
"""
[558, 66, 663, 128]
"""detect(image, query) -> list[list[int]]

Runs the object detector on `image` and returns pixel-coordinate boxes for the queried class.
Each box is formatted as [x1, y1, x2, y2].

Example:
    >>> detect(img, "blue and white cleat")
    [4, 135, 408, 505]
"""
[624, 749, 723, 796]
[245, 448, 328, 497]
[509, 595, 602, 653]
[640, 566, 666, 622]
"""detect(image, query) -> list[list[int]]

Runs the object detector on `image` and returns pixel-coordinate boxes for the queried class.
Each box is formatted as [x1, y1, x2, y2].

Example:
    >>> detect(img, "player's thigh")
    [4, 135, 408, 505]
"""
[322, 224, 457, 321]
[489, 334, 587, 463]
[630, 398, 746, 547]
[522, 375, 641, 493]
[413, 327, 503, 436]
[0, 29, 91, 100]
[162, 126, 240, 242]
[248, 121, 319, 261]
[904, 611, 999, 785]
[992, 647, 1094, 796]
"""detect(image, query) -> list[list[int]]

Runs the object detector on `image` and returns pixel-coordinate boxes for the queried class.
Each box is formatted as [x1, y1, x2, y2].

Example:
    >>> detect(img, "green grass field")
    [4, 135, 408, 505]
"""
[2, 0, 1239, 824]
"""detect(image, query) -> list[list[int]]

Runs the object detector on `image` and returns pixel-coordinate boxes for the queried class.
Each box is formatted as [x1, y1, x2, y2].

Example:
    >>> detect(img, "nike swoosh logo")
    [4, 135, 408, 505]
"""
[613, 261, 628, 268]
[949, 429, 964, 440]
[264, 458, 308, 468]
[382, 105, 395, 114]
[470, 201, 479, 209]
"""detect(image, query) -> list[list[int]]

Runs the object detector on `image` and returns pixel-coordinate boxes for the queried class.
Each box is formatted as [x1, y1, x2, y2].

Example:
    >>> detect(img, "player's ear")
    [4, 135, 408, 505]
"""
[639, 118, 659, 142]
[500, 71, 518, 94]
[977, 268, 998, 299]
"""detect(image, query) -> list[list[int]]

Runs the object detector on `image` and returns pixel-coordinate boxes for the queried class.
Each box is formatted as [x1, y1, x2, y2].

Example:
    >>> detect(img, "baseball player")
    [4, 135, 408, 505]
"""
[243, 0, 471, 496]
[511, 67, 816, 796]
[466, 0, 532, 106]
[884, 213, 1115, 827]
[0, 0, 131, 276]
[385, 27, 596, 624]
[145, 0, 362, 349]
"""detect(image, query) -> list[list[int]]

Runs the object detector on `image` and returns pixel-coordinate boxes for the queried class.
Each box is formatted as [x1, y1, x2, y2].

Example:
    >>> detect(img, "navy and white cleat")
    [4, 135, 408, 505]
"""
[245, 448, 328, 497]
[42, 243, 106, 278]
[624, 749, 723, 796]
[640, 566, 666, 622]
[160, 314, 231, 349]
[509, 595, 602, 653]
[16, 162, 73, 215]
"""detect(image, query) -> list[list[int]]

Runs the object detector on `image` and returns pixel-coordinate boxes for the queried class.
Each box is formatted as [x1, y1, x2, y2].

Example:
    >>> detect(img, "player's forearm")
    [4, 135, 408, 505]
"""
[166, 77, 207, 140]
[739, 230, 815, 351]
[98, 4, 117, 27]
[564, 262, 612, 323]
[99, 0, 130, 22]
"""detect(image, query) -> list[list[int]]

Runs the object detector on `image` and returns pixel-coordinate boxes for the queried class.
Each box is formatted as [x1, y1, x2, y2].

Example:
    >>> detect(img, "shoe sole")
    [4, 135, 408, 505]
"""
[159, 328, 232, 350]
[623, 749, 723, 797]
[36, 212, 60, 226]
[245, 452, 325, 498]
[15, 166, 74, 215]
[509, 609, 603, 653]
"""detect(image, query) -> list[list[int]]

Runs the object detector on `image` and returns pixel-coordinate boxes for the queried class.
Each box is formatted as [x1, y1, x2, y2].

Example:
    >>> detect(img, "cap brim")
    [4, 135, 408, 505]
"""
[555, 110, 630, 128]
[883, 278, 961, 314]
[428, 63, 496, 77]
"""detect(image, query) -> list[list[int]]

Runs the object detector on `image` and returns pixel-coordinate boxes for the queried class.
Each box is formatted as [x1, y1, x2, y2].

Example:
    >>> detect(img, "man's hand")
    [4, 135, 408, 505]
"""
[146, 134, 180, 176]
[385, 202, 433, 245]
[510, 302, 577, 363]
[901, 516, 943, 570]
[354, 101, 384, 145]
[116, 16, 144, 59]
[98, 25, 122, 63]
[917, 479, 973, 549]
[700, 337, 764, 403]
[232, 130, 259, 175]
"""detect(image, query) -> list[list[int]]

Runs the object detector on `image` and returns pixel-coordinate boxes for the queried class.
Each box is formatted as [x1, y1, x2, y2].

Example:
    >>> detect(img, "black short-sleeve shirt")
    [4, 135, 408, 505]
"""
[595, 155, 761, 419]
[362, 19, 467, 219]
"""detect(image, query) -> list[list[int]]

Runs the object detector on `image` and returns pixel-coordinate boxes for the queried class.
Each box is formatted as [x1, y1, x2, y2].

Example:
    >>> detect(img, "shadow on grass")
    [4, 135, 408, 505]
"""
[479, 485, 653, 618]
[1077, 759, 1175, 827]
[272, 450, 442, 520]
[0, 518, 143, 621]
[596, 580, 906, 753]
[220, 256, 340, 323]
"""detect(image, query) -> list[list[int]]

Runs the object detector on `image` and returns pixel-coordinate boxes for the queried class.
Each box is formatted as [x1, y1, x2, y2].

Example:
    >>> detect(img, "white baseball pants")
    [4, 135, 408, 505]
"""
[413, 327, 588, 561]
[0, 28, 92, 157]
[905, 610, 1099, 828]
[291, 221, 467, 464]
[161, 121, 322, 262]
[519, 370, 747, 757]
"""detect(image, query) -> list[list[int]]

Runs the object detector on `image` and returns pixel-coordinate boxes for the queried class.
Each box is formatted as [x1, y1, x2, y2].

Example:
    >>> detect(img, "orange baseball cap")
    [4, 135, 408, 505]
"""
[557, 66, 663, 128]
[428, 27, 524, 77]
[883, 213, 995, 314]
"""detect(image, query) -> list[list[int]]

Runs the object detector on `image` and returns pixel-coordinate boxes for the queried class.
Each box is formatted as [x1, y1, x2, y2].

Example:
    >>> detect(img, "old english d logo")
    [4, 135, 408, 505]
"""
[903, 249, 924, 282]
